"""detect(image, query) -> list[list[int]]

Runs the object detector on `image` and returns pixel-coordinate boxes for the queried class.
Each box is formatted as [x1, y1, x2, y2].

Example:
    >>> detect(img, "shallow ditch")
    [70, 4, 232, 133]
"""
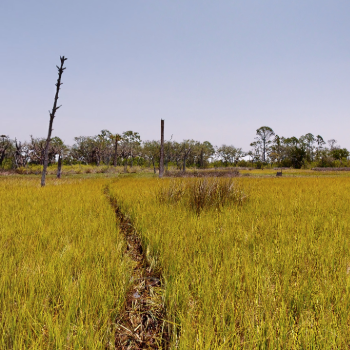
[105, 187, 169, 349]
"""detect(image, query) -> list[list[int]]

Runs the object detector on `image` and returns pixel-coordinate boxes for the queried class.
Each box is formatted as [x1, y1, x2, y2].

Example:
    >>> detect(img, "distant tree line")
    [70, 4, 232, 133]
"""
[249, 126, 349, 169]
[1, 126, 349, 171]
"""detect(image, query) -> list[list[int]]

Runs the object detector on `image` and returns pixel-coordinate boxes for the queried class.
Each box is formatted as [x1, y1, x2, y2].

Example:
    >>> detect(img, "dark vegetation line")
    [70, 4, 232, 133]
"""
[2, 126, 350, 174]
[104, 186, 169, 349]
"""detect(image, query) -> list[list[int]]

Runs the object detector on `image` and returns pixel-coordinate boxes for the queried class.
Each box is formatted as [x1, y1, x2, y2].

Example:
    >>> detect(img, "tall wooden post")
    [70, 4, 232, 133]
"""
[57, 152, 62, 179]
[159, 119, 164, 178]
[41, 56, 67, 187]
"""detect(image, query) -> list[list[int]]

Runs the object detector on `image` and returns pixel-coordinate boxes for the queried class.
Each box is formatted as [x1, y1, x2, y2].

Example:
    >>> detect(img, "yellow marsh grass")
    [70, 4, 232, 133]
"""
[156, 178, 246, 215]
[110, 177, 350, 349]
[0, 178, 130, 349]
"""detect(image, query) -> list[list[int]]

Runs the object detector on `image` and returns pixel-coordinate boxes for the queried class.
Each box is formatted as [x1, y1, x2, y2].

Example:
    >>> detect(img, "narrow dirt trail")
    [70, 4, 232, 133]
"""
[106, 188, 169, 349]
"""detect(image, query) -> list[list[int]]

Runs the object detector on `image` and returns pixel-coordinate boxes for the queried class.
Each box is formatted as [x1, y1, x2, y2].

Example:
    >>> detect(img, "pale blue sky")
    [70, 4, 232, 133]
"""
[1, 1, 349, 150]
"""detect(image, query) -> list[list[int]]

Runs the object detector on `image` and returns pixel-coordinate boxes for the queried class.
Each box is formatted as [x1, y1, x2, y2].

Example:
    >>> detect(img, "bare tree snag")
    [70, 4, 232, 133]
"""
[41, 56, 67, 187]
[159, 119, 164, 178]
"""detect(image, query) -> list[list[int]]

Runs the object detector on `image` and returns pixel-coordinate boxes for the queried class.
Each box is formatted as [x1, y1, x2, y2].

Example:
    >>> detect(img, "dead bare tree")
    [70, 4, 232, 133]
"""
[159, 119, 164, 178]
[41, 56, 67, 187]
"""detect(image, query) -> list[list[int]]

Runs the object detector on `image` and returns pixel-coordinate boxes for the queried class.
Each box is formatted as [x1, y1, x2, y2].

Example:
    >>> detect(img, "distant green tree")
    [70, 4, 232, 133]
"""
[269, 135, 284, 165]
[249, 141, 262, 163]
[143, 140, 160, 173]
[51, 136, 69, 178]
[255, 126, 275, 162]
[197, 141, 215, 168]
[283, 137, 307, 169]
[180, 140, 198, 172]
[121, 131, 141, 171]
[0, 135, 12, 168]
[216, 145, 244, 166]
[330, 148, 349, 161]
[299, 133, 315, 162]
[315, 135, 326, 161]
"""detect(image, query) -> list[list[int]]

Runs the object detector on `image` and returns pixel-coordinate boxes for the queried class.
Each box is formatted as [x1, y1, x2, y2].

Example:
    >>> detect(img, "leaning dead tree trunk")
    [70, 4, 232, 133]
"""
[41, 56, 67, 187]
[159, 119, 164, 178]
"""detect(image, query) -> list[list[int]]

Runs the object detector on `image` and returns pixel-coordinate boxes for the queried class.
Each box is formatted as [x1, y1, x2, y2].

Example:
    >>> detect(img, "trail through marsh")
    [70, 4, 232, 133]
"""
[105, 186, 169, 349]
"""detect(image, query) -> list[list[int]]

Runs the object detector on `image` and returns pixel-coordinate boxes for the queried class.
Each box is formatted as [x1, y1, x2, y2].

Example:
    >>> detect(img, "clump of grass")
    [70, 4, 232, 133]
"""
[95, 165, 110, 173]
[157, 178, 246, 214]
[156, 179, 186, 204]
[84, 166, 94, 173]
[188, 178, 245, 214]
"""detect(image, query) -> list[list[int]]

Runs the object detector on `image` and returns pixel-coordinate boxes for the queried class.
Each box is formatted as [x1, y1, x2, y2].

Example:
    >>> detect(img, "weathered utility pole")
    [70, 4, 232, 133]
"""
[41, 56, 67, 187]
[57, 152, 62, 179]
[159, 119, 164, 178]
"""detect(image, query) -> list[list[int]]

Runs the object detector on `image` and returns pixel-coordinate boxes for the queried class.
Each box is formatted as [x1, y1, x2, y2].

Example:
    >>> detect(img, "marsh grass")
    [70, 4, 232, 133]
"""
[110, 177, 350, 349]
[157, 178, 246, 214]
[188, 178, 246, 214]
[0, 178, 131, 349]
[3, 174, 350, 349]
[156, 179, 186, 204]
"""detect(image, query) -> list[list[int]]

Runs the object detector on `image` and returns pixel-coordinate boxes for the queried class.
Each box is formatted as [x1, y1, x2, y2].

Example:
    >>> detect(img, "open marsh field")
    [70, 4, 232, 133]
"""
[110, 176, 350, 349]
[0, 178, 130, 349]
[1, 173, 350, 349]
